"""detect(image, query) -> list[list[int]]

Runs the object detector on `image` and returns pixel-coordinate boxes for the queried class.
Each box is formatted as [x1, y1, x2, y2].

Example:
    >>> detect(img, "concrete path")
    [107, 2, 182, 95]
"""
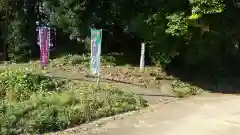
[64, 94, 240, 135]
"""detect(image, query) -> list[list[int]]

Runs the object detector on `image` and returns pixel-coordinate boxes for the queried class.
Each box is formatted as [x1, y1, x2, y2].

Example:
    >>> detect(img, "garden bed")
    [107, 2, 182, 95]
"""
[0, 68, 147, 135]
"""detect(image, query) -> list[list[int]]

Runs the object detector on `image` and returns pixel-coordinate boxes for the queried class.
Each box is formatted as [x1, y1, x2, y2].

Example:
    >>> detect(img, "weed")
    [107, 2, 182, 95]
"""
[0, 69, 147, 134]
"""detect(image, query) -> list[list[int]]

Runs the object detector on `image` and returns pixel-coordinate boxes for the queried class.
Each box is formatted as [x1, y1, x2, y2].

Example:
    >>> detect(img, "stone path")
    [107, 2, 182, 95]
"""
[56, 94, 240, 135]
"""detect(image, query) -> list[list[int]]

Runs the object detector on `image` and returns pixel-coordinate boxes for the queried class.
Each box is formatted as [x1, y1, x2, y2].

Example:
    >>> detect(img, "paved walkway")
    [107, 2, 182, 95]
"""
[59, 94, 240, 135]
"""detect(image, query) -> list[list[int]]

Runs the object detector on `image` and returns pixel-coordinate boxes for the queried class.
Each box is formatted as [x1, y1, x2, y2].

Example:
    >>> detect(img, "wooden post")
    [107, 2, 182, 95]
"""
[140, 42, 145, 72]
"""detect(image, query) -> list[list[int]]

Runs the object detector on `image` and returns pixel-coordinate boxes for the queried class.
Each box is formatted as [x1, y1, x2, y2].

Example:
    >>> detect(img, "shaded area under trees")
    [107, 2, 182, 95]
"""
[1, 0, 240, 93]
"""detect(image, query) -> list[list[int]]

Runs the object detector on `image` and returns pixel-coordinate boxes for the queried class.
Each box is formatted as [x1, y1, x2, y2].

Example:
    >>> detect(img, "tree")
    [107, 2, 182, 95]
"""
[1, 0, 240, 70]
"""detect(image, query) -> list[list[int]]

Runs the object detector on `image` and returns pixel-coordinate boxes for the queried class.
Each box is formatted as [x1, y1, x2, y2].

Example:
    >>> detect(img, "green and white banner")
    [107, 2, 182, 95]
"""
[90, 29, 102, 75]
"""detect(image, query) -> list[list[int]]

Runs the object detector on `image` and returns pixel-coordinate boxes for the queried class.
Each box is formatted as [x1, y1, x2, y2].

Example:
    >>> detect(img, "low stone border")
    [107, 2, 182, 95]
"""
[49, 98, 180, 135]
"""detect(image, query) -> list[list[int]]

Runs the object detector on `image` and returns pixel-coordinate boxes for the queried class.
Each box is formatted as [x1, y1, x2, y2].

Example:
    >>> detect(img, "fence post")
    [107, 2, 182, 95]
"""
[140, 42, 145, 72]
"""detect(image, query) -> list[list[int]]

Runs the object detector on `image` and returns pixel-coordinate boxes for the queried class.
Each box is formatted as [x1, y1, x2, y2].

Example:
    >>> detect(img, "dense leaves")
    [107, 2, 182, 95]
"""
[0, 68, 147, 134]
[1, 0, 240, 68]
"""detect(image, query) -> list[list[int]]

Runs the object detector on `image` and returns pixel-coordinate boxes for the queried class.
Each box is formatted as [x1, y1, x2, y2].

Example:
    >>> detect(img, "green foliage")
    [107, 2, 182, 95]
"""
[0, 0, 36, 62]
[0, 68, 147, 134]
[101, 55, 117, 66]
[0, 68, 65, 101]
[0, 0, 239, 71]
[172, 80, 202, 97]
[189, 0, 224, 14]
[166, 12, 188, 37]
[6, 20, 31, 62]
[70, 54, 90, 66]
[53, 54, 116, 67]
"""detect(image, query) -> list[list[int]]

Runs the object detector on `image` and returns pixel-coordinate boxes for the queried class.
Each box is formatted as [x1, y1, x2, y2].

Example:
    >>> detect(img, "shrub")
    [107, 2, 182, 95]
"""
[0, 68, 65, 101]
[0, 69, 147, 134]
[70, 54, 90, 66]
[172, 80, 202, 97]
[53, 54, 116, 67]
[101, 55, 116, 66]
[6, 20, 31, 63]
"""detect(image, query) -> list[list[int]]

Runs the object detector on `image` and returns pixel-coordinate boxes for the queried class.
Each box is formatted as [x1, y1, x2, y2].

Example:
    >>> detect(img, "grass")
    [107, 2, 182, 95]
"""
[0, 54, 213, 134]
[48, 54, 202, 97]
[0, 54, 205, 98]
[0, 54, 205, 97]
[0, 68, 147, 135]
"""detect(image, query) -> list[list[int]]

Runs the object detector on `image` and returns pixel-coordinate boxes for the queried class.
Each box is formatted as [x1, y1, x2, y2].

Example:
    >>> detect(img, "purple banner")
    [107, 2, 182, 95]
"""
[38, 27, 50, 66]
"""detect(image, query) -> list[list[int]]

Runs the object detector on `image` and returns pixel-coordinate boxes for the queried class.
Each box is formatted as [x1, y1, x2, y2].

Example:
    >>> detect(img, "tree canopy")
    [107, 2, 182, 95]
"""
[1, 0, 240, 70]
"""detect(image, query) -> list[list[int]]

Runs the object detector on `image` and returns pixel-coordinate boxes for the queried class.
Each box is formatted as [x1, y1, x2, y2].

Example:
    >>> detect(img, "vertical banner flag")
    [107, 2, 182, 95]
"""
[38, 27, 50, 67]
[90, 29, 102, 76]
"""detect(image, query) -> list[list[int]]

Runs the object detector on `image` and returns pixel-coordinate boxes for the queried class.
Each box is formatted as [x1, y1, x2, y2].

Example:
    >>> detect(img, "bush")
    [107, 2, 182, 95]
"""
[0, 68, 147, 134]
[52, 54, 90, 66]
[172, 80, 202, 97]
[101, 55, 116, 66]
[0, 68, 65, 101]
[53, 54, 116, 67]
[70, 54, 90, 66]
[6, 20, 31, 63]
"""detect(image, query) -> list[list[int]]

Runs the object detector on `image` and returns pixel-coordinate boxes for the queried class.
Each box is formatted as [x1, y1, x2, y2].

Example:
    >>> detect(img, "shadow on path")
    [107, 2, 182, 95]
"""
[165, 64, 240, 94]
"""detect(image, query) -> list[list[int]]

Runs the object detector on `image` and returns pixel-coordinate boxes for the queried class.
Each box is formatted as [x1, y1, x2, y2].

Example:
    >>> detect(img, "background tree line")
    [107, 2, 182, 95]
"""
[1, 0, 240, 73]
